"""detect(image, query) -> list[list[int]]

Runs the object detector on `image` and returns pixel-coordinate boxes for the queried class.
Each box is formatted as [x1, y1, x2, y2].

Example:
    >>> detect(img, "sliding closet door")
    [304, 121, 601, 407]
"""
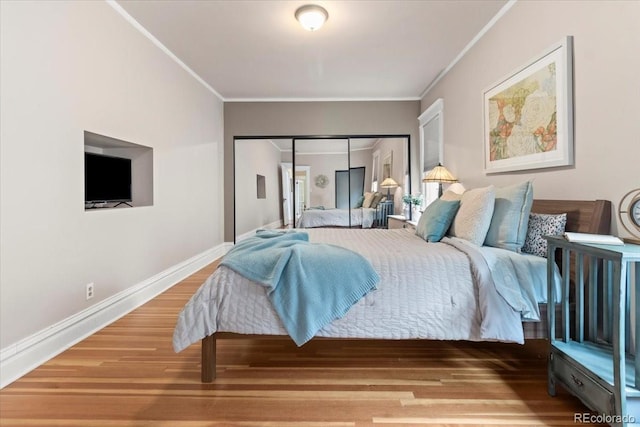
[233, 136, 410, 238]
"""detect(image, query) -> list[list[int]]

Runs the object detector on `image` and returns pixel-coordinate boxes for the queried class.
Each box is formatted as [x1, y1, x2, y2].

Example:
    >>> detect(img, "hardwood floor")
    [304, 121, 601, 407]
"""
[0, 261, 601, 426]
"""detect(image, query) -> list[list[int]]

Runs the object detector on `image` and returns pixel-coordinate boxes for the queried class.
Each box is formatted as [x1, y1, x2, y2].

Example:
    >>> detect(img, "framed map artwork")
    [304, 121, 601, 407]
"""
[483, 36, 574, 173]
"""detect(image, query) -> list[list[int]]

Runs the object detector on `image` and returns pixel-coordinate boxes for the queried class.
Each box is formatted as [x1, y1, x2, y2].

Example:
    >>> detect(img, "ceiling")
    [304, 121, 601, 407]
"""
[115, 0, 509, 101]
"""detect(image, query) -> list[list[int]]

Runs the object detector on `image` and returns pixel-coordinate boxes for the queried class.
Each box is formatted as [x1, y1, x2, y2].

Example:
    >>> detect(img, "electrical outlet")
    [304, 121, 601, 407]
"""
[86, 283, 95, 300]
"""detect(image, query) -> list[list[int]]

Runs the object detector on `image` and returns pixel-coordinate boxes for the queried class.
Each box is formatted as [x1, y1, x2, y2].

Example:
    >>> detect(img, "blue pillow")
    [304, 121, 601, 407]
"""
[415, 199, 461, 242]
[484, 181, 534, 252]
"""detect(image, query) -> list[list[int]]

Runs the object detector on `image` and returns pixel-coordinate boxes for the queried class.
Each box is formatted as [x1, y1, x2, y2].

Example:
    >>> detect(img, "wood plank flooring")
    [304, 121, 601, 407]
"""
[0, 260, 602, 426]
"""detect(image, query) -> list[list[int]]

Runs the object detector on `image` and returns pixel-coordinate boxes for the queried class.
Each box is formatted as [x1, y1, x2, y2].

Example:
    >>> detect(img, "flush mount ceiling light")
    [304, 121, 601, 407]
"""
[295, 4, 329, 31]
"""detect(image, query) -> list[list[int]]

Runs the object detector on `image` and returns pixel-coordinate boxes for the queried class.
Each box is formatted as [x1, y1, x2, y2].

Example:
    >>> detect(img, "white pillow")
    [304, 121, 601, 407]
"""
[370, 192, 384, 209]
[362, 192, 374, 208]
[448, 185, 496, 246]
[441, 190, 462, 202]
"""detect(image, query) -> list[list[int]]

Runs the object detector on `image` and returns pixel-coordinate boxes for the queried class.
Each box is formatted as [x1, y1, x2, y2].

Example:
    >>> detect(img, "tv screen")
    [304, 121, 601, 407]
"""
[84, 152, 132, 203]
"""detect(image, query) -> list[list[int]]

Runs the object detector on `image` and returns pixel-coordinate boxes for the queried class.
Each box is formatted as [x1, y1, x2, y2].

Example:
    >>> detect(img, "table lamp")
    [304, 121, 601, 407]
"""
[423, 163, 458, 197]
[380, 177, 399, 201]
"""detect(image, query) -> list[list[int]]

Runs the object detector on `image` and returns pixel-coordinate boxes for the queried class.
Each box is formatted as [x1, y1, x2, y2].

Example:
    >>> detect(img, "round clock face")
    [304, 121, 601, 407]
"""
[631, 197, 640, 228]
[618, 189, 640, 239]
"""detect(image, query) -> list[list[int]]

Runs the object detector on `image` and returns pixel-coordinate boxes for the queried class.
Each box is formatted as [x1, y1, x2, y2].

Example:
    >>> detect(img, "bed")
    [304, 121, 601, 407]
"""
[173, 195, 611, 382]
[296, 207, 377, 228]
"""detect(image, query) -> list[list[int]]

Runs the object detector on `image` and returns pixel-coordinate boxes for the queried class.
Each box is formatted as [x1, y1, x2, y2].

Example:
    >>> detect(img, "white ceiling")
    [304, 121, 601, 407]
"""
[115, 0, 509, 101]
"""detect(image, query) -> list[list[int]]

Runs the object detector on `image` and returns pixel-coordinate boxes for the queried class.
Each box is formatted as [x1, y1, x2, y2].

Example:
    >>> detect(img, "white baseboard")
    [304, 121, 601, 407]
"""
[0, 242, 230, 389]
[236, 220, 283, 242]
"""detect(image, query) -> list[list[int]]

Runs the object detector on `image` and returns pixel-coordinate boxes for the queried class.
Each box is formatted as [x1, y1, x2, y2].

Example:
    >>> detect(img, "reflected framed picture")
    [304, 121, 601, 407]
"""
[483, 36, 574, 174]
[382, 151, 393, 180]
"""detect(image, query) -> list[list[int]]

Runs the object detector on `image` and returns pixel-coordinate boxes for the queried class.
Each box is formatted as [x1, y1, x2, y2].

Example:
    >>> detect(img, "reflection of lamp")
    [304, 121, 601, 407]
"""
[423, 163, 458, 197]
[295, 5, 329, 31]
[380, 177, 399, 200]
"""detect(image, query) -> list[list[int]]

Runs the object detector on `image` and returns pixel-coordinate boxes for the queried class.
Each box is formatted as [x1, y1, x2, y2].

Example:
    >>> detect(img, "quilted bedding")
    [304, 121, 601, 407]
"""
[296, 207, 376, 228]
[173, 228, 556, 352]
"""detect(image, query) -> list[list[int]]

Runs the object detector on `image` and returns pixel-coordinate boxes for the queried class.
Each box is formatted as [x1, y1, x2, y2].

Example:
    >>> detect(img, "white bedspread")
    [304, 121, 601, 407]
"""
[296, 208, 376, 228]
[173, 229, 555, 352]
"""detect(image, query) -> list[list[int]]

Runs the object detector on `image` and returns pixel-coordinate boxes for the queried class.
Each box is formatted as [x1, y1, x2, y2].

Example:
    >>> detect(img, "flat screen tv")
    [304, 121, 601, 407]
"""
[84, 152, 132, 204]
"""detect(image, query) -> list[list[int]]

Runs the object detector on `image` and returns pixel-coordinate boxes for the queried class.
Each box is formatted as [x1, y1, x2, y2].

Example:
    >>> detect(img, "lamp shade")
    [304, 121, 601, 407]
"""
[422, 163, 457, 183]
[380, 177, 399, 188]
[295, 5, 328, 31]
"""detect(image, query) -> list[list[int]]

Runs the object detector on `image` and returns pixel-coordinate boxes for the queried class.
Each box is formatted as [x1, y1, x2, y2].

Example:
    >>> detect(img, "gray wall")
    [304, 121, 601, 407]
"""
[294, 152, 352, 209]
[421, 0, 640, 237]
[1, 2, 224, 349]
[234, 140, 283, 236]
[224, 101, 421, 241]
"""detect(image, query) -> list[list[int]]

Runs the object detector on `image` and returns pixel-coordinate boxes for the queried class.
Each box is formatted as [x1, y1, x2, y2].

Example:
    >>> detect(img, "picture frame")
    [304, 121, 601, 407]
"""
[483, 36, 574, 174]
[382, 151, 393, 180]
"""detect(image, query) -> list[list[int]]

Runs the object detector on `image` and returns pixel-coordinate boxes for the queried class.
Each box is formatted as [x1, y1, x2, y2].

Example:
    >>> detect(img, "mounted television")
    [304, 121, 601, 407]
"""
[84, 152, 132, 204]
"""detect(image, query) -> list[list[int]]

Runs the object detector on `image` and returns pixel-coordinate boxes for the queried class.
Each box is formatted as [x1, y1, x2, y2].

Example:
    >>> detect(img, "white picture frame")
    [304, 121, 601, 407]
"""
[483, 36, 574, 174]
[382, 151, 393, 180]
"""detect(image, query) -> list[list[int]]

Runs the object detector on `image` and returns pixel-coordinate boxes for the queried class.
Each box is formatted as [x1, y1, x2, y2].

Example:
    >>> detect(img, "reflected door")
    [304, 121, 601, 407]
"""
[335, 167, 365, 209]
[282, 161, 312, 226]
[281, 163, 293, 226]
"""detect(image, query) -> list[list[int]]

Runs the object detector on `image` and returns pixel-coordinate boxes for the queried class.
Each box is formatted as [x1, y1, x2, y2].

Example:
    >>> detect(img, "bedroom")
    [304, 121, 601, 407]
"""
[1, 0, 639, 425]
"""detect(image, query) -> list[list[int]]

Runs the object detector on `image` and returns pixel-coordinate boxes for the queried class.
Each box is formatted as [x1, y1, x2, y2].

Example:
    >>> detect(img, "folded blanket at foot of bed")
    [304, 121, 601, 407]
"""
[220, 230, 380, 345]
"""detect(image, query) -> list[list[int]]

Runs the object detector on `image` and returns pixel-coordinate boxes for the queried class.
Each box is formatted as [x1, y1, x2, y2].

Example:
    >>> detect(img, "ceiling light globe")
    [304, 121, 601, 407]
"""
[295, 5, 328, 31]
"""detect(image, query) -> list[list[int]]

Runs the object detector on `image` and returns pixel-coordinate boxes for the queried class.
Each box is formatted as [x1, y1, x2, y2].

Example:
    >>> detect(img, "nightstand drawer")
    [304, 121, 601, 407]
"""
[551, 351, 615, 415]
[387, 216, 406, 230]
[403, 221, 417, 231]
[387, 216, 416, 231]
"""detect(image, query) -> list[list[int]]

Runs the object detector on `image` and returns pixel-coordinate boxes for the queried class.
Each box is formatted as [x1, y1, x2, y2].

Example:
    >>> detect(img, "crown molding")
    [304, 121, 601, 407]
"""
[419, 0, 518, 99]
[106, 0, 224, 101]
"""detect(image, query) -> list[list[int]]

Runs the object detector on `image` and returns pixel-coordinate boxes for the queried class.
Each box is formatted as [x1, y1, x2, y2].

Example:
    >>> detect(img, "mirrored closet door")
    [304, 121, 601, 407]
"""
[234, 136, 410, 241]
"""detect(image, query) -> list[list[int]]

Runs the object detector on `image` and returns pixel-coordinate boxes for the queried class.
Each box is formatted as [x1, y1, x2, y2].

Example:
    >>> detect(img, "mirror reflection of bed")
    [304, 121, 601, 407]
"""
[234, 136, 410, 241]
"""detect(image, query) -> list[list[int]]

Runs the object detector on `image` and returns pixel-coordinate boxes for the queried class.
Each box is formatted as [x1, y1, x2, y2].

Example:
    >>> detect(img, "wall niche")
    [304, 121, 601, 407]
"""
[84, 131, 153, 210]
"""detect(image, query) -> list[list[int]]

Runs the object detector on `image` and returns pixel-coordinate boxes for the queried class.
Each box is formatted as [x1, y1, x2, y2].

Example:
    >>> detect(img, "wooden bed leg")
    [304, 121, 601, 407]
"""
[201, 334, 216, 382]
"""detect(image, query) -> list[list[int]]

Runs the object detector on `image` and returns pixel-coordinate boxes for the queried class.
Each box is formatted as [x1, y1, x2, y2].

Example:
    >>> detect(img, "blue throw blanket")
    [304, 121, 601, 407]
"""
[220, 230, 379, 346]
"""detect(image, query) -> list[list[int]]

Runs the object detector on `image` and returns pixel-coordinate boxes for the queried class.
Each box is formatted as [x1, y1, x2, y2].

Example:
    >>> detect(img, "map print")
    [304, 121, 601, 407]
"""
[488, 63, 557, 161]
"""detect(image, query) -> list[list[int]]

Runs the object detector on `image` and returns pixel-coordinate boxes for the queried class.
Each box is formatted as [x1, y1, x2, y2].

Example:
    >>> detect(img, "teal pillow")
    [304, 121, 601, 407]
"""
[415, 199, 461, 242]
[484, 181, 533, 252]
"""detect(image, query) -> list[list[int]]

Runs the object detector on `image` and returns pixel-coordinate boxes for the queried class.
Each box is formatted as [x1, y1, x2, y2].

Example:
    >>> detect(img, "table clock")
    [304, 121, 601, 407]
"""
[618, 188, 640, 243]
